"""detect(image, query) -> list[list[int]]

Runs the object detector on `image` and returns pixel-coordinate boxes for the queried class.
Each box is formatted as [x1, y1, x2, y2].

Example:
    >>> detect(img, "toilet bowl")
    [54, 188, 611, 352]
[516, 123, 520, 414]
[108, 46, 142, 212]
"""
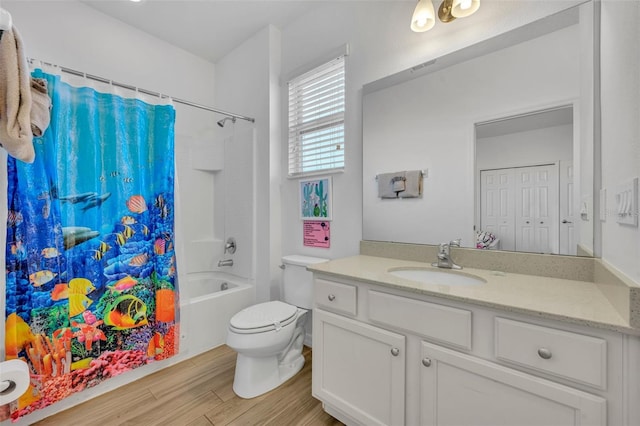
[226, 255, 327, 399]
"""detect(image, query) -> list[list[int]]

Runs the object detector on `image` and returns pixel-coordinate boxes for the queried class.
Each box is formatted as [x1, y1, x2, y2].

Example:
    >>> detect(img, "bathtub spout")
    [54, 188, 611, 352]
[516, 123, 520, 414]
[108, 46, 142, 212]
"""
[218, 259, 234, 267]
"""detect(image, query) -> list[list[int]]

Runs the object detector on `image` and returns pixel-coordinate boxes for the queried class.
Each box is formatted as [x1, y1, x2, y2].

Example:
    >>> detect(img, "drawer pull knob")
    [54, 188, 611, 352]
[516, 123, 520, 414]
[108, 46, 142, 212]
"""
[390, 347, 400, 356]
[537, 348, 552, 360]
[422, 358, 432, 367]
[327, 294, 336, 301]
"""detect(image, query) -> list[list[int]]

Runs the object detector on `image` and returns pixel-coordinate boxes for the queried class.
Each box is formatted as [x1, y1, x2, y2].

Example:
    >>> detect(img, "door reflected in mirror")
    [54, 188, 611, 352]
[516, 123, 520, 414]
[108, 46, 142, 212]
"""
[475, 106, 578, 255]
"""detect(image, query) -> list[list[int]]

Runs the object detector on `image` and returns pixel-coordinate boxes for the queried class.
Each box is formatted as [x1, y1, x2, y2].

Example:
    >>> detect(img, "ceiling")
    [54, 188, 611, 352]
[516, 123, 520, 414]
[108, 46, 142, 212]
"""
[81, 1, 342, 63]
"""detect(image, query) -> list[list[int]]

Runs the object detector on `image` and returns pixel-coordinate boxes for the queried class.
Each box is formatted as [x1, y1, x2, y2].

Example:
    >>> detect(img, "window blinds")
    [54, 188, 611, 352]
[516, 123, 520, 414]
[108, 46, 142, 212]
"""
[288, 55, 345, 176]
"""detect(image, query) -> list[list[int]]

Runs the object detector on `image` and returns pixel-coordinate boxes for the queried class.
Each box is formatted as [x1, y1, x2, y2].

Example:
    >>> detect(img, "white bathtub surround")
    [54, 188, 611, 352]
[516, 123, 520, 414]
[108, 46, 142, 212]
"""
[182, 272, 255, 356]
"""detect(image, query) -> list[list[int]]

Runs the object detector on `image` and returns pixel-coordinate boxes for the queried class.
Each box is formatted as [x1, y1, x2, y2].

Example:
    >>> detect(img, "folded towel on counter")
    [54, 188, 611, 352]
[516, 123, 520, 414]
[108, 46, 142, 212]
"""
[398, 170, 423, 198]
[377, 172, 404, 198]
[0, 26, 35, 163]
[30, 77, 51, 137]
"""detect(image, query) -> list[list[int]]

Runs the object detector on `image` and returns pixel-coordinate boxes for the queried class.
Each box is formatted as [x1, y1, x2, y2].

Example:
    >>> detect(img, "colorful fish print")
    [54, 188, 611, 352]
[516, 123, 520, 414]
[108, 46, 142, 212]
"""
[29, 270, 57, 287]
[108, 275, 137, 293]
[159, 204, 169, 219]
[121, 216, 136, 225]
[52, 278, 96, 302]
[154, 194, 166, 209]
[129, 253, 149, 267]
[115, 232, 127, 247]
[7, 210, 23, 226]
[103, 295, 148, 330]
[51, 283, 69, 301]
[10, 241, 27, 260]
[147, 332, 165, 358]
[41, 247, 60, 258]
[69, 294, 93, 317]
[69, 278, 96, 295]
[5, 313, 35, 358]
[154, 238, 166, 255]
[123, 177, 134, 183]
[126, 195, 147, 213]
[141, 224, 149, 236]
[93, 241, 111, 260]
[122, 225, 135, 239]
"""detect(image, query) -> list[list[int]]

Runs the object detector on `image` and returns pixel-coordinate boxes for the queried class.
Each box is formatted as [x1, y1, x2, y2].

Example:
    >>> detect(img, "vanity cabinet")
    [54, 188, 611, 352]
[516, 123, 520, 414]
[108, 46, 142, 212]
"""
[313, 309, 406, 426]
[420, 341, 605, 425]
[312, 275, 634, 426]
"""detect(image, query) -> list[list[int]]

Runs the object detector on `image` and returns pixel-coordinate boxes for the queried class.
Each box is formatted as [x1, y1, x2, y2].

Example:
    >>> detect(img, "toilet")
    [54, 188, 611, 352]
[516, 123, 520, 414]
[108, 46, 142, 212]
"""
[226, 255, 327, 398]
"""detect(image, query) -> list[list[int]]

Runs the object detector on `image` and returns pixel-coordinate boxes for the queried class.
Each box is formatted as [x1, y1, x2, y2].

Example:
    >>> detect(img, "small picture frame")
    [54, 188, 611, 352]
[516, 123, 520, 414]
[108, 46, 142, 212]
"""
[299, 176, 332, 220]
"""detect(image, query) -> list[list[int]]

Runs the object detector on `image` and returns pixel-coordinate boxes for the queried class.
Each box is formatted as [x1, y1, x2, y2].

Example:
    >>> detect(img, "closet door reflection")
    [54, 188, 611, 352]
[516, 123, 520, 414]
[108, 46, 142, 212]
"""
[481, 164, 561, 254]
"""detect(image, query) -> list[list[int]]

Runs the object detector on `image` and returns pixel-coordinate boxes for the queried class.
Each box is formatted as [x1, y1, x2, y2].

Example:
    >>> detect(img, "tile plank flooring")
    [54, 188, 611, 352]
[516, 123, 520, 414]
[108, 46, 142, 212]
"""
[34, 345, 343, 426]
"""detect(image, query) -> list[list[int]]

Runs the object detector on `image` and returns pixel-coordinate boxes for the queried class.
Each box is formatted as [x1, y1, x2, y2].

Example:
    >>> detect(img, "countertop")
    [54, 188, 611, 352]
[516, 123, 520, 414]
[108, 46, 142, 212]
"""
[308, 255, 638, 335]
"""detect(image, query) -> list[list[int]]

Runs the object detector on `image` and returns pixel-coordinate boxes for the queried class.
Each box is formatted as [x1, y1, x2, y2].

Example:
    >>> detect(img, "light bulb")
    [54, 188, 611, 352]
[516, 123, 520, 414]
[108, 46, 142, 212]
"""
[411, 0, 436, 32]
[451, 0, 480, 17]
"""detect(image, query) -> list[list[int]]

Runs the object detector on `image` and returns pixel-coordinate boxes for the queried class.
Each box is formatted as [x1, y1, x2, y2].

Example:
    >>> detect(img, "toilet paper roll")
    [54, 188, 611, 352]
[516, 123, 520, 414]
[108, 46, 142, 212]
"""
[0, 359, 30, 405]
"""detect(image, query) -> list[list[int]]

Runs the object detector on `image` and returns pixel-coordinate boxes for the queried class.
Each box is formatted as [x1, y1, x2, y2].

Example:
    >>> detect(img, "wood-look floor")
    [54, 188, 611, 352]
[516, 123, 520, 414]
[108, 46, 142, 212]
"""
[34, 345, 343, 426]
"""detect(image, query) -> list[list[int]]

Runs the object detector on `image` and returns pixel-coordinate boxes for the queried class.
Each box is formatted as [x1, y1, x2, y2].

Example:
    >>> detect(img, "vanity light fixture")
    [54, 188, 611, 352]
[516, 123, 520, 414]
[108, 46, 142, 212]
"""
[411, 0, 480, 32]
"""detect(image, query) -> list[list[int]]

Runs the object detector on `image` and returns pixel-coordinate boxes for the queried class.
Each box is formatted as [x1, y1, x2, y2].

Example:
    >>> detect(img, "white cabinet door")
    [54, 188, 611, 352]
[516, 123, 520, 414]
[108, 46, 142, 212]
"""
[312, 309, 406, 426]
[420, 341, 606, 426]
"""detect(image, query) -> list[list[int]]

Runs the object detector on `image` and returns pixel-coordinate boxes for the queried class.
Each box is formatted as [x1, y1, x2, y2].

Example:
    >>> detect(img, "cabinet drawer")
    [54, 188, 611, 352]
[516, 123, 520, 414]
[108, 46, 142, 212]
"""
[315, 279, 357, 316]
[495, 318, 607, 389]
[369, 290, 471, 350]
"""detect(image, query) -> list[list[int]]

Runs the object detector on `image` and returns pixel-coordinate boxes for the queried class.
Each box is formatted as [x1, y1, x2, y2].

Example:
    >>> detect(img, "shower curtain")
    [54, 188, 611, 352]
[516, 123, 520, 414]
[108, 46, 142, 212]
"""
[3, 67, 179, 421]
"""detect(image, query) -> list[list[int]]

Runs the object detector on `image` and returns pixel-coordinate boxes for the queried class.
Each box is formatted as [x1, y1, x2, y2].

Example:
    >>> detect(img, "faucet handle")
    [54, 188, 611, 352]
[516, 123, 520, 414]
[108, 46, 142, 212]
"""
[449, 238, 462, 247]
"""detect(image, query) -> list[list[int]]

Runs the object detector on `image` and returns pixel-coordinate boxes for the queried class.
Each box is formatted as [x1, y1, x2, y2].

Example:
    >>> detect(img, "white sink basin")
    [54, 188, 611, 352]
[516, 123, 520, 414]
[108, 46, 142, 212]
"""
[388, 267, 486, 286]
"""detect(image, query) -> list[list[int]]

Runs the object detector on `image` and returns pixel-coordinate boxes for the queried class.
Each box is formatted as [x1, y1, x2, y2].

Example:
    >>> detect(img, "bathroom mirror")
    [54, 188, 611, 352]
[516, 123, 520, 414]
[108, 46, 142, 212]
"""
[362, 3, 596, 256]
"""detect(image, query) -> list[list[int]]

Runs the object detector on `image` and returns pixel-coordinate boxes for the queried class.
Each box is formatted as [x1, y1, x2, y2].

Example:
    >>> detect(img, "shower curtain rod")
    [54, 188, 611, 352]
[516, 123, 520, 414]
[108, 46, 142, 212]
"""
[28, 58, 256, 123]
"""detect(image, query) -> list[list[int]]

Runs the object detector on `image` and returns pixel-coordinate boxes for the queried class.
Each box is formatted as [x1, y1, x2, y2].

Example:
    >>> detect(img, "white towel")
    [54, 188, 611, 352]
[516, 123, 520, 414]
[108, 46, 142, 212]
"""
[0, 26, 35, 162]
[377, 172, 403, 198]
[398, 170, 422, 198]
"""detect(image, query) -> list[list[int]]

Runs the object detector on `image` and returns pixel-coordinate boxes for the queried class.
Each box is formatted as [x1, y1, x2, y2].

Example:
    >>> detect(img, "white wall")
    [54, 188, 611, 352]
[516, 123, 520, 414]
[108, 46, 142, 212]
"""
[600, 0, 640, 282]
[362, 26, 579, 246]
[1, 2, 217, 424]
[476, 124, 573, 170]
[214, 25, 281, 302]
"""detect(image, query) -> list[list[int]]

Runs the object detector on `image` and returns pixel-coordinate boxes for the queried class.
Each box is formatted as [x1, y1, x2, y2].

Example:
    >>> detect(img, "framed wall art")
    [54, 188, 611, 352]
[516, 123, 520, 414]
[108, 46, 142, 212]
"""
[299, 176, 332, 220]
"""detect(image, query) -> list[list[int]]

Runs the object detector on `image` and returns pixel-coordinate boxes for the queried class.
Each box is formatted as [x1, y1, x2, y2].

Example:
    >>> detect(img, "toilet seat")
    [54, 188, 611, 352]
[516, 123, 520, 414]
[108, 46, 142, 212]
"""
[229, 301, 298, 334]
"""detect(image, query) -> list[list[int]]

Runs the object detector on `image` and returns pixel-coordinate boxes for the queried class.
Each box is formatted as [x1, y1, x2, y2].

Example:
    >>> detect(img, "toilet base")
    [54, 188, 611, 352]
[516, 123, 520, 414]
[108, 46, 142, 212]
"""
[232, 326, 306, 399]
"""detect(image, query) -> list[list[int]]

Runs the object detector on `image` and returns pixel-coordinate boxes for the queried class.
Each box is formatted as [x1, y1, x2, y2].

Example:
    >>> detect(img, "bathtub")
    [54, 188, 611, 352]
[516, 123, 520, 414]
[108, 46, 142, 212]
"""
[180, 272, 255, 356]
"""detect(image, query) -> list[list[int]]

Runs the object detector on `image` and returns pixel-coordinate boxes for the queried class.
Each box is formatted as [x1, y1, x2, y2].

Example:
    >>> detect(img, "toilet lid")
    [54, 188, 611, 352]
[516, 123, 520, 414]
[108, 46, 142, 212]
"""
[229, 301, 298, 333]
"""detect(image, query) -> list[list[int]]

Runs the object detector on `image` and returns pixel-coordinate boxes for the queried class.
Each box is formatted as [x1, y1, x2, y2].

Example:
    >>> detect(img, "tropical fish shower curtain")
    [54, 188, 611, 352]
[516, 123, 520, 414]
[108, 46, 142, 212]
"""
[4, 67, 179, 421]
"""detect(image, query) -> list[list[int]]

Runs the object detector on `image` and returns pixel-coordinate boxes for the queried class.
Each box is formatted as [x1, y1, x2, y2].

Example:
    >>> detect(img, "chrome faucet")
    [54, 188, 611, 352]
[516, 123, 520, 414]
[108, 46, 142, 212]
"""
[218, 259, 233, 267]
[432, 239, 462, 269]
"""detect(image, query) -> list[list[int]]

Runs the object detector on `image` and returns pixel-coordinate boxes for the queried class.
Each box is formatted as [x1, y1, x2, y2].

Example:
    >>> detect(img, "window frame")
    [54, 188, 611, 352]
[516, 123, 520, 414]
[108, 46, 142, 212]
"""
[287, 53, 347, 178]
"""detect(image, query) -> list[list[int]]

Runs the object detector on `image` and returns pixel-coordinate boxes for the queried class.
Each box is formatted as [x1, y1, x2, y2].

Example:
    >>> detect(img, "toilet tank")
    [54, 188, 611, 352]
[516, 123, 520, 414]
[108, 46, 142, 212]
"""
[282, 255, 328, 309]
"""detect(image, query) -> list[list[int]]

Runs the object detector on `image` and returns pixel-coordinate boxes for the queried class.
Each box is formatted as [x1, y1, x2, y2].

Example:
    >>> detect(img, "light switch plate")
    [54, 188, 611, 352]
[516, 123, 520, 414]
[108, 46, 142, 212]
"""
[615, 177, 638, 226]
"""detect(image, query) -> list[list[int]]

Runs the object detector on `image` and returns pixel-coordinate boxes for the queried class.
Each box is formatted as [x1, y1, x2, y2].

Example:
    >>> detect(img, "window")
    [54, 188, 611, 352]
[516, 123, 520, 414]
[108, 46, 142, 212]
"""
[288, 55, 345, 177]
